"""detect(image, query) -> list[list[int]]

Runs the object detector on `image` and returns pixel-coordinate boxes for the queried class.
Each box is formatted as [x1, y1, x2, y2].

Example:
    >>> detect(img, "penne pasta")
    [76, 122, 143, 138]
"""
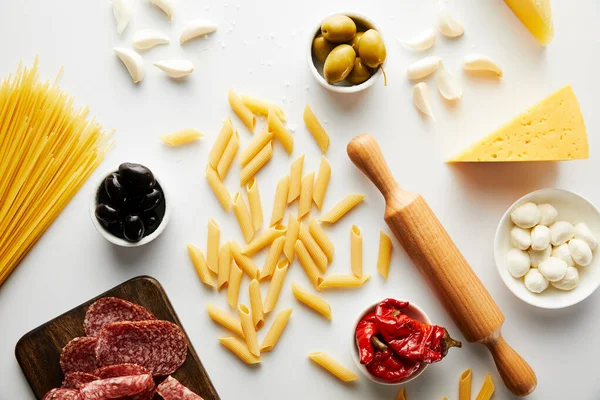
[287, 154, 304, 203]
[260, 308, 292, 352]
[270, 175, 290, 227]
[216, 129, 240, 179]
[377, 231, 393, 280]
[233, 191, 255, 243]
[312, 156, 331, 210]
[308, 352, 357, 382]
[260, 236, 285, 280]
[228, 89, 256, 133]
[218, 242, 231, 291]
[239, 129, 273, 166]
[209, 117, 234, 169]
[298, 172, 315, 220]
[160, 128, 203, 146]
[319, 274, 370, 290]
[283, 213, 300, 261]
[207, 218, 220, 274]
[249, 279, 265, 330]
[206, 166, 232, 211]
[240, 141, 273, 186]
[218, 336, 260, 364]
[243, 225, 287, 256]
[241, 94, 286, 122]
[207, 304, 244, 338]
[351, 225, 363, 278]
[246, 177, 263, 232]
[227, 260, 243, 309]
[475, 374, 494, 400]
[459, 369, 472, 400]
[395, 387, 407, 400]
[292, 282, 331, 320]
[295, 240, 324, 290]
[319, 194, 366, 224]
[231, 241, 259, 279]
[263, 259, 289, 313]
[238, 304, 260, 357]
[303, 105, 330, 153]
[268, 107, 294, 154]
[308, 217, 334, 263]
[299, 224, 328, 272]
[187, 244, 215, 287]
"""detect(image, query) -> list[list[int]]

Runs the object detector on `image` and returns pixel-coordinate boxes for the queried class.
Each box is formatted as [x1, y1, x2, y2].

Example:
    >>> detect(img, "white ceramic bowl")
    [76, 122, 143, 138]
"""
[306, 12, 386, 94]
[89, 167, 171, 247]
[350, 299, 430, 385]
[494, 188, 600, 309]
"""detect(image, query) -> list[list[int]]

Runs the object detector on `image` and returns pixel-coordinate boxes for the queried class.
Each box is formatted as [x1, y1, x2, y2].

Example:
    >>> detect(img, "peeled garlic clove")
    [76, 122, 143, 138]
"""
[133, 29, 170, 51]
[180, 20, 218, 44]
[436, 66, 462, 101]
[413, 82, 435, 121]
[406, 56, 442, 80]
[150, 0, 174, 22]
[437, 10, 464, 38]
[398, 28, 436, 51]
[114, 47, 144, 83]
[154, 60, 195, 78]
[462, 54, 503, 77]
[112, 0, 132, 35]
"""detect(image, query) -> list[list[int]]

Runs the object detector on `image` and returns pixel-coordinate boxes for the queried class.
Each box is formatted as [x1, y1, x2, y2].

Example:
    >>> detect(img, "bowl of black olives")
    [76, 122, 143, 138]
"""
[90, 162, 170, 247]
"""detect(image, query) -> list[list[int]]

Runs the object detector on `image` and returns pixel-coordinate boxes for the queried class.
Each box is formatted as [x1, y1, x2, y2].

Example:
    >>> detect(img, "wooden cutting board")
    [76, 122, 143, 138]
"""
[15, 275, 221, 400]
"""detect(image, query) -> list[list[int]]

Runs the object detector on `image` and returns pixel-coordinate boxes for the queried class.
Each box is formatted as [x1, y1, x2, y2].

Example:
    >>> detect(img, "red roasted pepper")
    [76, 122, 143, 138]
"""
[365, 337, 420, 382]
[355, 312, 378, 364]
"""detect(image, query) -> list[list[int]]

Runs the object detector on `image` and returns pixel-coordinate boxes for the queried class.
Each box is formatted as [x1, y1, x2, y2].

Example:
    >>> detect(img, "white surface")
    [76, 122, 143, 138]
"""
[0, 0, 599, 399]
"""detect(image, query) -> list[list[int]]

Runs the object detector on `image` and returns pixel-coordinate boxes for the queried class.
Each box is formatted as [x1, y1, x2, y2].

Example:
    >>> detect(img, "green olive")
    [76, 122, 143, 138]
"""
[346, 58, 372, 85]
[349, 32, 364, 52]
[358, 29, 387, 68]
[321, 15, 357, 44]
[312, 35, 337, 64]
[323, 44, 356, 84]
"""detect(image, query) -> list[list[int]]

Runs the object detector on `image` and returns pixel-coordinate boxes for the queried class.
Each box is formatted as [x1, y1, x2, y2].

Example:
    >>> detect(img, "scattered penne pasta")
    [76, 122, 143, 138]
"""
[206, 166, 232, 211]
[268, 107, 293, 154]
[303, 105, 330, 153]
[160, 128, 203, 146]
[227, 260, 243, 309]
[260, 308, 292, 352]
[246, 178, 263, 232]
[319, 194, 366, 224]
[243, 225, 287, 256]
[319, 274, 370, 290]
[249, 279, 265, 330]
[287, 154, 304, 203]
[292, 283, 331, 320]
[377, 231, 393, 280]
[207, 219, 220, 274]
[218, 242, 231, 291]
[240, 141, 273, 186]
[216, 129, 240, 179]
[241, 94, 286, 122]
[475, 374, 495, 400]
[298, 225, 328, 272]
[298, 172, 315, 220]
[312, 156, 331, 210]
[459, 369, 472, 400]
[219, 336, 260, 364]
[308, 217, 334, 262]
[396, 387, 407, 400]
[263, 259, 289, 313]
[350, 225, 363, 278]
[231, 241, 260, 279]
[209, 117, 234, 168]
[283, 213, 300, 262]
[238, 304, 260, 357]
[239, 129, 273, 166]
[270, 175, 290, 226]
[232, 191, 255, 243]
[308, 352, 358, 382]
[187, 244, 215, 287]
[260, 236, 285, 280]
[295, 240, 324, 290]
[207, 304, 244, 338]
[228, 89, 256, 133]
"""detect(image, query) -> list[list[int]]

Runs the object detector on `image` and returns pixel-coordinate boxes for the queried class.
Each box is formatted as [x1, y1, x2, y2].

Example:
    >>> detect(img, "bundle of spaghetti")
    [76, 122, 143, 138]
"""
[0, 58, 112, 286]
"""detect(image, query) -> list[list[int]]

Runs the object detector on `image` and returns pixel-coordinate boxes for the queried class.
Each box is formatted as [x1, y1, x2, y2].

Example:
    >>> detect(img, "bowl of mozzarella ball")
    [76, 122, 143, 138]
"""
[494, 189, 600, 309]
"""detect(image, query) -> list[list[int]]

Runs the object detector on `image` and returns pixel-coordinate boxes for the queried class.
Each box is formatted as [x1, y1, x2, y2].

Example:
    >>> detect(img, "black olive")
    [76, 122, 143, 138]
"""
[123, 214, 145, 242]
[95, 204, 121, 224]
[105, 220, 124, 238]
[143, 210, 161, 233]
[140, 189, 163, 212]
[104, 172, 126, 204]
[118, 163, 156, 189]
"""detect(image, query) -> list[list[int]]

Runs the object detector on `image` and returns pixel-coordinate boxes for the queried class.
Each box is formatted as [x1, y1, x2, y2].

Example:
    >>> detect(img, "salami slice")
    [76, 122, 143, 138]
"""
[84, 297, 156, 337]
[79, 374, 153, 400]
[42, 388, 82, 400]
[93, 363, 150, 379]
[60, 337, 99, 374]
[156, 376, 204, 400]
[62, 372, 99, 389]
[96, 320, 187, 376]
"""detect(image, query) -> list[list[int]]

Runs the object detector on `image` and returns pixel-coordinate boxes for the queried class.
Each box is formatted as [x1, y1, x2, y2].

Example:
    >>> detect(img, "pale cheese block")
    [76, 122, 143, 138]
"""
[505, 0, 554, 45]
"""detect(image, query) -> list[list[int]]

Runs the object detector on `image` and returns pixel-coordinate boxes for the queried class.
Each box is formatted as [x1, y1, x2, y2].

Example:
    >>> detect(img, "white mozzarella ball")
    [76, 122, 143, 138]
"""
[550, 221, 575, 246]
[506, 249, 531, 278]
[510, 227, 531, 250]
[537, 204, 558, 226]
[538, 257, 568, 282]
[574, 222, 598, 251]
[524, 268, 549, 293]
[551, 266, 580, 291]
[530, 225, 551, 251]
[568, 239, 593, 267]
[551, 243, 575, 267]
[510, 202, 541, 229]
[529, 246, 551, 268]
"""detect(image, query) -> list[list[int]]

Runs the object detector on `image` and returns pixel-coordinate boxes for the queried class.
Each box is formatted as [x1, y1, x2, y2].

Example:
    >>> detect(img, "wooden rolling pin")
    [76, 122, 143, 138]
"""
[347, 135, 536, 397]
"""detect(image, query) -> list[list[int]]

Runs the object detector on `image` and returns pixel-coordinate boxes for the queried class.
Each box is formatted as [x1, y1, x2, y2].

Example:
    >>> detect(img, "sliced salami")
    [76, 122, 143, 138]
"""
[60, 337, 99, 374]
[156, 376, 203, 400]
[62, 372, 99, 389]
[93, 363, 150, 379]
[96, 320, 187, 376]
[79, 374, 154, 400]
[84, 297, 156, 337]
[42, 388, 82, 400]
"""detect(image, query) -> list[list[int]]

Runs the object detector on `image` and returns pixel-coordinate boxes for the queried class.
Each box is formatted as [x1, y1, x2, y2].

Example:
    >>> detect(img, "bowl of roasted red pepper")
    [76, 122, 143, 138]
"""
[353, 298, 462, 385]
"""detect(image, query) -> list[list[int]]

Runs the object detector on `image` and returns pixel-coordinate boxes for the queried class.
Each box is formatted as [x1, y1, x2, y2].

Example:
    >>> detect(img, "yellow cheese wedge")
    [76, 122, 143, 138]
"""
[505, 0, 554, 45]
[448, 85, 588, 163]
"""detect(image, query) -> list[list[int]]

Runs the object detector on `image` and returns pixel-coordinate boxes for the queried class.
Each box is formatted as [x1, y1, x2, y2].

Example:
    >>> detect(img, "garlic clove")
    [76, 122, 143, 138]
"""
[398, 28, 436, 51]
[406, 56, 442, 80]
[112, 0, 132, 35]
[462, 54, 503, 77]
[413, 82, 435, 121]
[153, 60, 195, 78]
[133, 29, 170, 51]
[180, 20, 218, 44]
[114, 47, 144, 83]
[437, 10, 464, 38]
[150, 0, 174, 22]
[436, 66, 462, 101]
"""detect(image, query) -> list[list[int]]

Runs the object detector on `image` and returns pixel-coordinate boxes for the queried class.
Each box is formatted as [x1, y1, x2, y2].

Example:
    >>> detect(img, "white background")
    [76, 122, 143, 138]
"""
[0, 0, 599, 399]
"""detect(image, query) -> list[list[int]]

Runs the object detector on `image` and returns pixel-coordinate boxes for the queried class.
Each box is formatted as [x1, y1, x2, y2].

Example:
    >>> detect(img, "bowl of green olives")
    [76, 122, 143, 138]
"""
[90, 163, 171, 247]
[308, 13, 387, 93]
